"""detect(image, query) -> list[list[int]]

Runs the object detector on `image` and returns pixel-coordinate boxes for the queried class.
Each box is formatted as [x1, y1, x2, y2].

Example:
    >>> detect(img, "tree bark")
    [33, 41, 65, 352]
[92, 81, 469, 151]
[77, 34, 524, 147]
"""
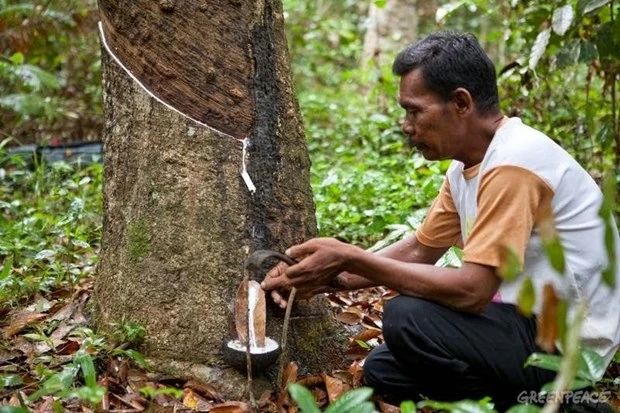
[94, 0, 347, 397]
[361, 0, 419, 67]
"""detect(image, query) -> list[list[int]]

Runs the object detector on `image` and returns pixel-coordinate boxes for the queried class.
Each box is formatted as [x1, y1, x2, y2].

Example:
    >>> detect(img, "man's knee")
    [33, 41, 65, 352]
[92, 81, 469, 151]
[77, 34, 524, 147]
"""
[382, 295, 443, 345]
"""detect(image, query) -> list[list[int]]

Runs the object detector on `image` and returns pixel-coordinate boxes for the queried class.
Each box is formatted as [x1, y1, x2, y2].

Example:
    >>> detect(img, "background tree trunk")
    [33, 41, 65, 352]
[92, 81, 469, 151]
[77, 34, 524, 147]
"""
[94, 0, 347, 397]
[361, 0, 419, 67]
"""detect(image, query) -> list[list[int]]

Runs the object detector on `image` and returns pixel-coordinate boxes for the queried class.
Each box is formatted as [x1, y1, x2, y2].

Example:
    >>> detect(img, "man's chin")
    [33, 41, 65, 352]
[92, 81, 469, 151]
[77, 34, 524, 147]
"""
[418, 148, 437, 160]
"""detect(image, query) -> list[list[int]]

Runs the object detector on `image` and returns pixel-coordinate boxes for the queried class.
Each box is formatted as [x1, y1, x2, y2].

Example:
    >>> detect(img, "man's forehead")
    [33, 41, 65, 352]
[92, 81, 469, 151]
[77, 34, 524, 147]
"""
[398, 70, 426, 101]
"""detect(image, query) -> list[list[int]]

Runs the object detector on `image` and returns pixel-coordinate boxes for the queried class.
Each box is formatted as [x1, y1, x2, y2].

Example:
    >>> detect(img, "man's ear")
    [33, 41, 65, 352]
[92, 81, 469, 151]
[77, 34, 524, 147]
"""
[452, 88, 474, 117]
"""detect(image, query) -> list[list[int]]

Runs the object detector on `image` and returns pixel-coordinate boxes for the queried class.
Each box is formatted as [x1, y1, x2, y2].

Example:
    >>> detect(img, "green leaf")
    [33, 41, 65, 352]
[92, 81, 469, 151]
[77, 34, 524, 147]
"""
[9, 52, 24, 65]
[578, 348, 607, 381]
[552, 5, 574, 36]
[374, 0, 387, 8]
[139, 386, 183, 399]
[543, 237, 566, 274]
[400, 401, 416, 413]
[288, 383, 321, 413]
[112, 348, 151, 370]
[529, 28, 551, 70]
[34, 249, 56, 261]
[524, 353, 563, 372]
[0, 408, 29, 413]
[506, 405, 542, 413]
[598, 177, 617, 289]
[348, 402, 375, 413]
[540, 377, 591, 392]
[0, 374, 23, 388]
[0, 94, 53, 117]
[596, 22, 620, 61]
[556, 40, 581, 69]
[499, 247, 522, 281]
[578, 40, 598, 64]
[29, 365, 79, 401]
[0, 255, 13, 281]
[324, 387, 374, 413]
[76, 354, 97, 388]
[435, 1, 468, 24]
[584, 0, 612, 14]
[62, 385, 107, 404]
[11, 64, 60, 91]
[517, 278, 536, 317]
[418, 398, 496, 413]
[355, 339, 370, 349]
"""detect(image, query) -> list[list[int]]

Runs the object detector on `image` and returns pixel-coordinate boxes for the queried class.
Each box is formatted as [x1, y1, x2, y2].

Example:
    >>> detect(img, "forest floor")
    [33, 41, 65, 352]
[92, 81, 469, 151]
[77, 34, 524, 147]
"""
[0, 271, 403, 412]
[1, 275, 619, 412]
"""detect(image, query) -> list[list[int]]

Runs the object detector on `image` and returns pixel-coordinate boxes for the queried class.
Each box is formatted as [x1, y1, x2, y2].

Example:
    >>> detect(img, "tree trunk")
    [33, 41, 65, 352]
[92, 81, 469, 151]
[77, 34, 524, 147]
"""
[361, 0, 419, 67]
[94, 0, 347, 397]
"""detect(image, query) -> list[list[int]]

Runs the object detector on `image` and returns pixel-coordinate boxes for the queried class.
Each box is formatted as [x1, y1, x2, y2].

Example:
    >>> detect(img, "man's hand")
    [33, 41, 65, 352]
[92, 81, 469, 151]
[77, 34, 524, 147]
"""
[261, 238, 360, 308]
[262, 261, 291, 309]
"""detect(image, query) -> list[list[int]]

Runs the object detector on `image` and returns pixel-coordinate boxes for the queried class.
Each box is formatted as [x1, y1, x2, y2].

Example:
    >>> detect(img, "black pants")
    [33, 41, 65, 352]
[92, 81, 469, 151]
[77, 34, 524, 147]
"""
[363, 296, 556, 410]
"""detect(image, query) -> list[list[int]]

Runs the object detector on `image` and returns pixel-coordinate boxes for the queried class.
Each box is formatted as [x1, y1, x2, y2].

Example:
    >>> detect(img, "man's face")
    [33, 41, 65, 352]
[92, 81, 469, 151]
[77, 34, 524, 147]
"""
[398, 69, 460, 161]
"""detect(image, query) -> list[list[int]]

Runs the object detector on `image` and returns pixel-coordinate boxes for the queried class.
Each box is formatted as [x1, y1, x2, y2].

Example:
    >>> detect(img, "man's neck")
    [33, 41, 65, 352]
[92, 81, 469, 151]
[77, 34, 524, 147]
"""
[459, 113, 506, 168]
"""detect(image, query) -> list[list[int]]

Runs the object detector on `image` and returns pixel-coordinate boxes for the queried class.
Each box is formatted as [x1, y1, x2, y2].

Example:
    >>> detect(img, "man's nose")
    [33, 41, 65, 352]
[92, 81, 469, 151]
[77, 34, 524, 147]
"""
[401, 119, 413, 136]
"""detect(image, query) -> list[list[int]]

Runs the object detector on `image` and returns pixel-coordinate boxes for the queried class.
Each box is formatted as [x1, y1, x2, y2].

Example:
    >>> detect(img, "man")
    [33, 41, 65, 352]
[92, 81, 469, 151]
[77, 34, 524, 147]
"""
[261, 31, 620, 410]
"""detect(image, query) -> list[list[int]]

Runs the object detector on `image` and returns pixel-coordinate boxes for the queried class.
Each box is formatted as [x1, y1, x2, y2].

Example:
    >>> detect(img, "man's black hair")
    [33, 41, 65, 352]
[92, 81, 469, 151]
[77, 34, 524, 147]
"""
[393, 31, 500, 115]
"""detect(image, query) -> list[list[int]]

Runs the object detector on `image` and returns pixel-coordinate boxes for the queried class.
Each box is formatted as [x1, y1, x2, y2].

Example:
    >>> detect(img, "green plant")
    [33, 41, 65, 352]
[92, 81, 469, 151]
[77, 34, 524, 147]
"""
[110, 318, 147, 346]
[29, 352, 106, 405]
[139, 386, 183, 399]
[0, 0, 102, 144]
[287, 383, 376, 413]
[0, 146, 102, 309]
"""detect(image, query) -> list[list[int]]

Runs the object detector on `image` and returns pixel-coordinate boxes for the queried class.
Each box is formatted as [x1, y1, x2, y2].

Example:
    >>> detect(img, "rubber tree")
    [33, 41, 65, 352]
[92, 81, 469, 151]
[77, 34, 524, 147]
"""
[94, 0, 347, 397]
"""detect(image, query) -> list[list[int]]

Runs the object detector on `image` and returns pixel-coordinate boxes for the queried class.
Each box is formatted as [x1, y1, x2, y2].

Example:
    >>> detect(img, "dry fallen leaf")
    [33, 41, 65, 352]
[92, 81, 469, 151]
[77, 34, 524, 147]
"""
[345, 344, 369, 361]
[5, 312, 47, 338]
[335, 310, 363, 326]
[347, 360, 365, 387]
[184, 379, 222, 401]
[312, 387, 329, 407]
[378, 400, 401, 413]
[281, 361, 298, 389]
[49, 301, 77, 322]
[184, 388, 211, 410]
[258, 390, 278, 413]
[321, 373, 344, 403]
[537, 283, 559, 353]
[330, 370, 353, 386]
[352, 328, 382, 343]
[362, 313, 383, 329]
[209, 401, 251, 413]
[296, 375, 323, 388]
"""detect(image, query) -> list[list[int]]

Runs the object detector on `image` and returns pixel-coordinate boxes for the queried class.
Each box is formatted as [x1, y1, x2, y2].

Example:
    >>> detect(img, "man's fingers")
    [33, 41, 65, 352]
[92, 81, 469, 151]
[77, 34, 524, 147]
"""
[271, 290, 288, 309]
[285, 240, 317, 260]
[266, 261, 287, 279]
[261, 273, 287, 291]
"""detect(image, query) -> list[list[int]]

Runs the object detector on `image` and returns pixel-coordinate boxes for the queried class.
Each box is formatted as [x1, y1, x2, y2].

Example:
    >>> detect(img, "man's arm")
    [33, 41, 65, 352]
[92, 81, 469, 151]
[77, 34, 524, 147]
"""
[282, 238, 499, 314]
[336, 232, 449, 290]
[261, 233, 449, 309]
